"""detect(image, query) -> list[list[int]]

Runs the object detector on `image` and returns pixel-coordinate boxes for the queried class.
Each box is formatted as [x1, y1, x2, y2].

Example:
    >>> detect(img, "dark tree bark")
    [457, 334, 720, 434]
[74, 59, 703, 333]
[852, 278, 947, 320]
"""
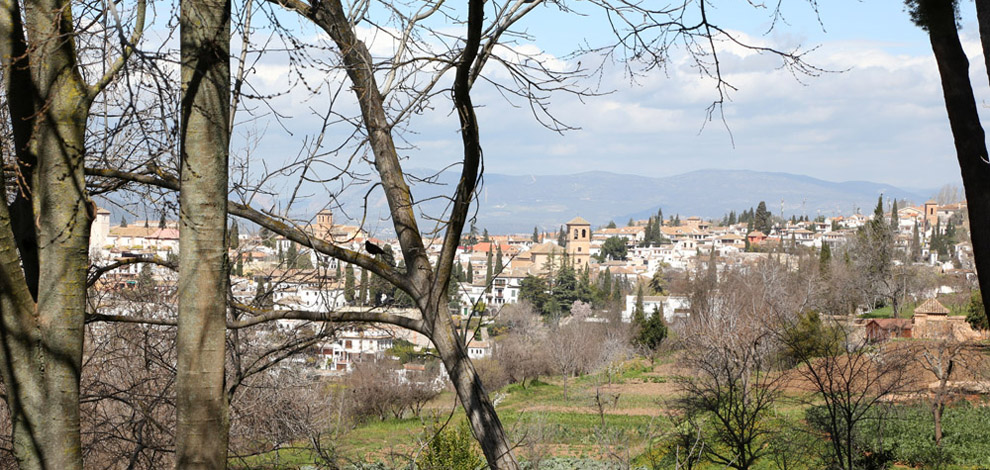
[911, 0, 990, 326]
[175, 0, 231, 467]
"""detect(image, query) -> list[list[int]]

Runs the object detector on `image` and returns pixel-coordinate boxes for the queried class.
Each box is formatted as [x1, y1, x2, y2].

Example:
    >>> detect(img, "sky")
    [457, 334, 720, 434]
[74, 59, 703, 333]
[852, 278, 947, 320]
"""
[233, 0, 989, 196]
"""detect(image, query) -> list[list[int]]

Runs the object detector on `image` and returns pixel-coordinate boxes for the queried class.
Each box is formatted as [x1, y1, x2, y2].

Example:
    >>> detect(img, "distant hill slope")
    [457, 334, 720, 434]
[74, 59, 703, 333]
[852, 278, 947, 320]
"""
[461, 169, 927, 233]
[99, 169, 933, 236]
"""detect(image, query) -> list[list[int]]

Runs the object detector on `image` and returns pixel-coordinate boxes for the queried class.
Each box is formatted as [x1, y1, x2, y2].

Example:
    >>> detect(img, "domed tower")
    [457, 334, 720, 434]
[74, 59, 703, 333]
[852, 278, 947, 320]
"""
[565, 216, 591, 268]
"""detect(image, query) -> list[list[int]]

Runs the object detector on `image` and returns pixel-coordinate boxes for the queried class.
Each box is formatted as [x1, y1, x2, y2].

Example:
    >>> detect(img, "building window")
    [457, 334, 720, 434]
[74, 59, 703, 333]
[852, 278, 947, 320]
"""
[582, 229, 587, 238]
[573, 229, 579, 239]
[577, 247, 582, 252]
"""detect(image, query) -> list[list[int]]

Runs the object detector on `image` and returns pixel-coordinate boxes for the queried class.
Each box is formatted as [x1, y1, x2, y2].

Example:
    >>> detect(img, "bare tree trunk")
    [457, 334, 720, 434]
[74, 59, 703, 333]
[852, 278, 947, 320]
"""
[428, 302, 520, 470]
[0, 0, 95, 467]
[918, 0, 990, 327]
[175, 0, 231, 466]
[933, 403, 943, 446]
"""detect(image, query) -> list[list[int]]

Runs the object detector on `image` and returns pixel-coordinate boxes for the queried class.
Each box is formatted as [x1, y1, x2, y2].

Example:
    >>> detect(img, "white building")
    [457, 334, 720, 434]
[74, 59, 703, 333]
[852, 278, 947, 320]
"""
[622, 294, 691, 323]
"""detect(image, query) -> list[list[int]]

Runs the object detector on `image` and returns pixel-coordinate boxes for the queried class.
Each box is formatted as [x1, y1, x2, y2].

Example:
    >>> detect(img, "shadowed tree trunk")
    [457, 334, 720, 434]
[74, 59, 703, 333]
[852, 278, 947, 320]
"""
[909, 0, 990, 326]
[175, 0, 231, 466]
[0, 0, 143, 466]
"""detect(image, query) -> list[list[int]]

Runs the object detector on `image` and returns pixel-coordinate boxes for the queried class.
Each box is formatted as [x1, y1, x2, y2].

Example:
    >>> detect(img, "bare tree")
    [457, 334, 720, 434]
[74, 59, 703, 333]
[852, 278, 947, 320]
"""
[917, 326, 967, 448]
[677, 269, 789, 470]
[779, 323, 911, 470]
[0, 0, 146, 466]
[75, 1, 826, 468]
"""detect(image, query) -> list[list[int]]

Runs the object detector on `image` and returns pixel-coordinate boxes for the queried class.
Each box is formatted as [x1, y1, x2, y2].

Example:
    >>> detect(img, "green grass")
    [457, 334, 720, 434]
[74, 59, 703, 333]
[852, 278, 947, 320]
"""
[862, 302, 918, 319]
[232, 357, 990, 470]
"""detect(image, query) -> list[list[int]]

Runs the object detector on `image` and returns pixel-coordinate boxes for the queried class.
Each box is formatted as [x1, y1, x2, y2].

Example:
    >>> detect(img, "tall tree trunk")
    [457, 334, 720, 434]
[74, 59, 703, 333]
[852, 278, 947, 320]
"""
[427, 301, 520, 470]
[921, 0, 990, 327]
[0, 0, 92, 468]
[175, 0, 231, 466]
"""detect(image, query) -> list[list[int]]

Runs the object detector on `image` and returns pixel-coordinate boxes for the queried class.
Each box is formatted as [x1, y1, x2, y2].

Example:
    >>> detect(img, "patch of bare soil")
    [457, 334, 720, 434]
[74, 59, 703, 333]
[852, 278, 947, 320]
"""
[518, 403, 667, 417]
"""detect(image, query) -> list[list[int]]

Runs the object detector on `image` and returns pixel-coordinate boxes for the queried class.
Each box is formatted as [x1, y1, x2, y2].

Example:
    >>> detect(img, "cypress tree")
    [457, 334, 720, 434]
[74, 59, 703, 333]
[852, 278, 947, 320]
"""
[467, 260, 474, 284]
[557, 225, 566, 246]
[228, 222, 240, 249]
[819, 242, 831, 275]
[910, 222, 921, 262]
[485, 249, 493, 291]
[287, 243, 298, 267]
[483, 228, 490, 243]
[121, 216, 128, 228]
[359, 267, 368, 306]
[344, 264, 355, 303]
[601, 268, 612, 300]
[160, 211, 168, 229]
[633, 283, 646, 325]
[891, 199, 899, 230]
[495, 246, 504, 273]
[532, 226, 540, 242]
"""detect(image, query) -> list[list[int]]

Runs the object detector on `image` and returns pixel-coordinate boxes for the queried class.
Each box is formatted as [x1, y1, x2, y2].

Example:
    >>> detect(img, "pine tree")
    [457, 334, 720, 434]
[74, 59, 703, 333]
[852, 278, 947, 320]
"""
[467, 221, 479, 245]
[344, 264, 355, 303]
[120, 216, 128, 228]
[754, 201, 772, 234]
[728, 210, 737, 225]
[606, 220, 617, 229]
[627, 218, 635, 227]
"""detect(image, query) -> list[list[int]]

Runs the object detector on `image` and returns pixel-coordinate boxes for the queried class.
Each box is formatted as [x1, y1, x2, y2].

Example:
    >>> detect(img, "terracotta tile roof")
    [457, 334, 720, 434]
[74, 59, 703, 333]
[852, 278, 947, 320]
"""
[566, 216, 590, 226]
[915, 298, 950, 315]
[528, 241, 564, 255]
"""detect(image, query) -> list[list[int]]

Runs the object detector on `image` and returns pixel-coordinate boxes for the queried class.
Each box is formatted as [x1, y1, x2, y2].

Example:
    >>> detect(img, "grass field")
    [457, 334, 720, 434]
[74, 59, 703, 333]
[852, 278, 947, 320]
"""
[233, 353, 990, 469]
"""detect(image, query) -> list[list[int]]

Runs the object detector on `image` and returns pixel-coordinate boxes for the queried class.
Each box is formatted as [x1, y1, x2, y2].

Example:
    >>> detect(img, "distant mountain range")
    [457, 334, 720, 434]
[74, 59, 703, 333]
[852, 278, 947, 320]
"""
[434, 169, 934, 233]
[100, 169, 942, 236]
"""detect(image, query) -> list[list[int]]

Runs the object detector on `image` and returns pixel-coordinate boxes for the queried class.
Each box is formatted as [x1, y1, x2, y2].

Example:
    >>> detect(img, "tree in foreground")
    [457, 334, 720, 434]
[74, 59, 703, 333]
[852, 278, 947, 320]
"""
[0, 0, 828, 468]
[906, 0, 990, 326]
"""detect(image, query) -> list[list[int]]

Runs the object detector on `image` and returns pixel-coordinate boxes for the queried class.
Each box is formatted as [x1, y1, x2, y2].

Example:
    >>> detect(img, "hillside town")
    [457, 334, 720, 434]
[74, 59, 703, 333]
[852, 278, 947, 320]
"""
[86, 196, 982, 373]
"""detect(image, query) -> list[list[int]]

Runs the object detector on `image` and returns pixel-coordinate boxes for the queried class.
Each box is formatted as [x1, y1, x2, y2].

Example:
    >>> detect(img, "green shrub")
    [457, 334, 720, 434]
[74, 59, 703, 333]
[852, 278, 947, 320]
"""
[416, 421, 484, 470]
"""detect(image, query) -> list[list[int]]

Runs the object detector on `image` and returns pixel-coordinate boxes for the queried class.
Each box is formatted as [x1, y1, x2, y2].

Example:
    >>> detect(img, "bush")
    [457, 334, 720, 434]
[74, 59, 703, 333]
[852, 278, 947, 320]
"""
[416, 421, 485, 470]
